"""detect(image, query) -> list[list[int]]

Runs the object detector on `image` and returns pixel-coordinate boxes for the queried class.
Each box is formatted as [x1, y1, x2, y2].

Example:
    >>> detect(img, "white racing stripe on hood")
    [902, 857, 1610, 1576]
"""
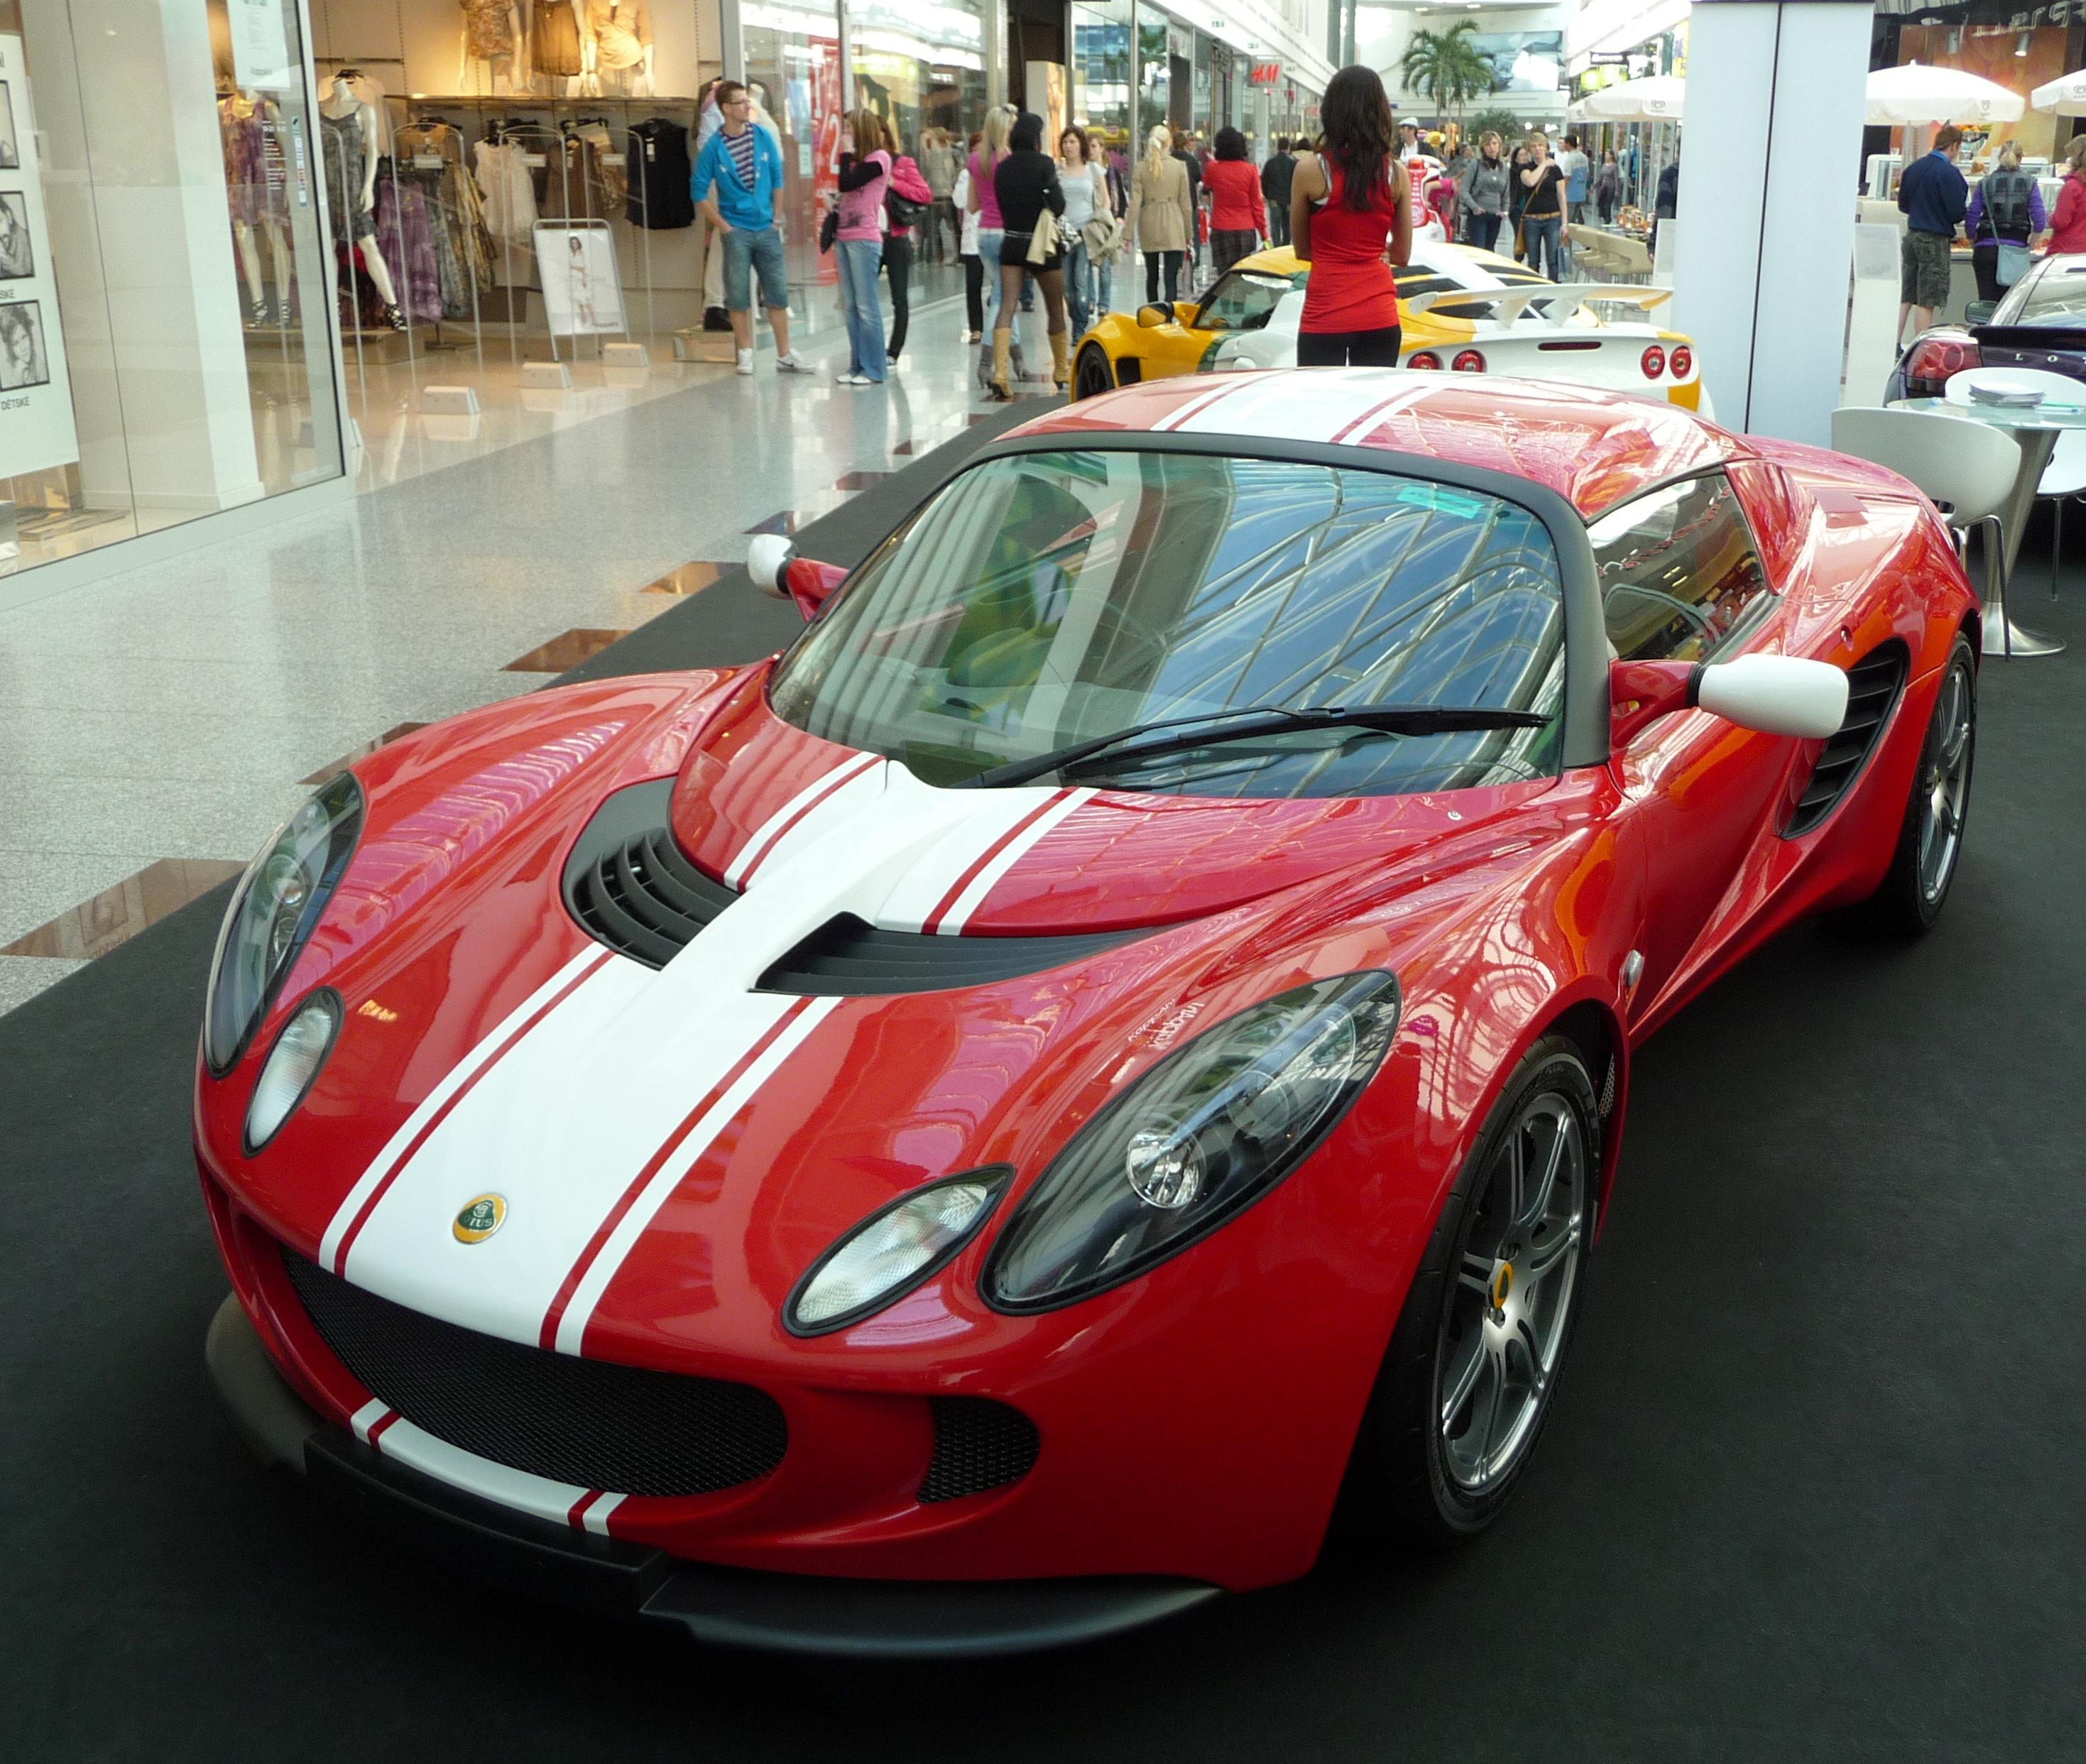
[329, 761, 1079, 1356]
[870, 779, 1090, 932]
[319, 947, 609, 1273]
[724, 752, 885, 887]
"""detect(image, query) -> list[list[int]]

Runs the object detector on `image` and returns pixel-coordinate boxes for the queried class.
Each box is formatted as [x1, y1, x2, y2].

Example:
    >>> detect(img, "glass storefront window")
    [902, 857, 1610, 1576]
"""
[1070, 0, 1131, 151]
[745, 0, 845, 291]
[848, 0, 985, 290]
[1, 0, 344, 579]
[1139, 13, 1169, 138]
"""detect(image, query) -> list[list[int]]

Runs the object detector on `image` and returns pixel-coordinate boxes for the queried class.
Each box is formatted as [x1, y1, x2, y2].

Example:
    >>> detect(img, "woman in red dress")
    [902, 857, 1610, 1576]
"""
[1287, 65, 1411, 367]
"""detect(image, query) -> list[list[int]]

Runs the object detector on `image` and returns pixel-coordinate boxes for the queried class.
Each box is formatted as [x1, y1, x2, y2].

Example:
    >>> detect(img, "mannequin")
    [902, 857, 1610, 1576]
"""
[318, 74, 406, 330]
[457, 0, 526, 95]
[530, 0, 584, 95]
[579, 0, 652, 97]
[219, 85, 295, 325]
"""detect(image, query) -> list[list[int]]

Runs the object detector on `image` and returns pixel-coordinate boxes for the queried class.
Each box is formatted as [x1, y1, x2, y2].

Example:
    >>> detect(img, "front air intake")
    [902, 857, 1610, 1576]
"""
[1782, 641, 1909, 839]
[562, 778, 738, 968]
[917, 1397, 1041, 1503]
[281, 1248, 787, 1498]
[756, 913, 1149, 996]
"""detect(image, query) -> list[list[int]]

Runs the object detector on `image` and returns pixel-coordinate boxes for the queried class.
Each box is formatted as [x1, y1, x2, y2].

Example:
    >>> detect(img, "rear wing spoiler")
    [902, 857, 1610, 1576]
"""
[1420, 285, 1675, 325]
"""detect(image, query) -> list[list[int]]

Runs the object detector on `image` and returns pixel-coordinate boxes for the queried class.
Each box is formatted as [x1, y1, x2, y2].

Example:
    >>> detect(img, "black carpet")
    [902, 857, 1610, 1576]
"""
[6, 423, 2084, 1760]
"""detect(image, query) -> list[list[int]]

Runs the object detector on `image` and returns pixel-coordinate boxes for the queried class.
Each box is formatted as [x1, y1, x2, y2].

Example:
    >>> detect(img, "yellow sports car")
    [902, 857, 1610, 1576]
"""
[1073, 242, 1708, 415]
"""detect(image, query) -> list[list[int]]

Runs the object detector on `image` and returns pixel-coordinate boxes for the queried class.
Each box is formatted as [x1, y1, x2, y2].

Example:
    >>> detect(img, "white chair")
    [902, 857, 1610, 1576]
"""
[1833, 404, 2026, 653]
[1942, 366, 2086, 599]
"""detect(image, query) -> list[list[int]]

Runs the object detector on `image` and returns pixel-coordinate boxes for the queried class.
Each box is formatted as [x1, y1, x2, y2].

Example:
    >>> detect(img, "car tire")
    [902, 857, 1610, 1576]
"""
[1338, 1033, 1599, 1548]
[1073, 344, 1115, 402]
[1848, 631, 1976, 936]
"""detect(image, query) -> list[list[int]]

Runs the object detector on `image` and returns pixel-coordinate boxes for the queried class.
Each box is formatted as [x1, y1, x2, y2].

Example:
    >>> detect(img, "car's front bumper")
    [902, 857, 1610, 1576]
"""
[206, 1294, 1221, 1657]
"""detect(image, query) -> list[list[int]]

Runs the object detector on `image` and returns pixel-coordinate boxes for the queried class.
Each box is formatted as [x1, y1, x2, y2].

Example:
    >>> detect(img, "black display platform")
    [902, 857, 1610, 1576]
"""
[6, 411, 2085, 1758]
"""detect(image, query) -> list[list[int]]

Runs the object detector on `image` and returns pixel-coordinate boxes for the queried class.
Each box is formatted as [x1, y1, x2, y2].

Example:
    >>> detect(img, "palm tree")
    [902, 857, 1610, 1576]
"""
[1398, 21, 1495, 134]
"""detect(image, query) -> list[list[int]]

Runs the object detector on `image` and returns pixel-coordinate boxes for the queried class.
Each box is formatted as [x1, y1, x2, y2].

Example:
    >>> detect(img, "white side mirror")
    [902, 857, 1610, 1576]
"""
[748, 533, 795, 599]
[1694, 653, 1849, 739]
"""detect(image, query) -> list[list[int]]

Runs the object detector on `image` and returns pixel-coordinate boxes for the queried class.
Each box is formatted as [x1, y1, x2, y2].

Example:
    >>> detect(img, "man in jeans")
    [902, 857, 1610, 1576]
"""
[1897, 124, 1968, 347]
[691, 81, 810, 376]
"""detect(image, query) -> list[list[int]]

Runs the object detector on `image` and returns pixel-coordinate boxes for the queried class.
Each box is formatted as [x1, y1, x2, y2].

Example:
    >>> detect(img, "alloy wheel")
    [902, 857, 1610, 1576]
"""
[1439, 1090, 1589, 1494]
[1074, 347, 1115, 402]
[1917, 660, 1974, 906]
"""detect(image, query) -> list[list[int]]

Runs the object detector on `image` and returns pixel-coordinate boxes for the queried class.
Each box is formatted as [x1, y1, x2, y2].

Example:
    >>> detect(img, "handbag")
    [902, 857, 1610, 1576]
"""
[817, 204, 838, 254]
[886, 189, 927, 229]
[1997, 241, 2031, 287]
[1026, 207, 1060, 264]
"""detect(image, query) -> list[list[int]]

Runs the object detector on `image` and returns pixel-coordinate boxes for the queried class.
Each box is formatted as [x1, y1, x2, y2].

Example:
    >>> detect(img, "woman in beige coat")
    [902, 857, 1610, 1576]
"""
[1126, 124, 1195, 305]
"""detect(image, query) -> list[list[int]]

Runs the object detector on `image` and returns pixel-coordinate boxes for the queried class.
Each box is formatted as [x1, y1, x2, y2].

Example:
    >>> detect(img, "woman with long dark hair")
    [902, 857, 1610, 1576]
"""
[1287, 65, 1410, 368]
[989, 111, 1068, 398]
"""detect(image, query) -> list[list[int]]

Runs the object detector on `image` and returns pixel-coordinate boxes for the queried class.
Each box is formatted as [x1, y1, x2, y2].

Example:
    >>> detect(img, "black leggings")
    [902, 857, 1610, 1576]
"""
[1296, 326, 1402, 368]
[883, 234, 912, 356]
[1144, 249, 1181, 304]
[961, 252, 984, 332]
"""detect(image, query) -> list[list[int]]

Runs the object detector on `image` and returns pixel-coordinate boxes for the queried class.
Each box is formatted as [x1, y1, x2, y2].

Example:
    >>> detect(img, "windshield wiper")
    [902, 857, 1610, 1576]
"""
[954, 704, 1552, 789]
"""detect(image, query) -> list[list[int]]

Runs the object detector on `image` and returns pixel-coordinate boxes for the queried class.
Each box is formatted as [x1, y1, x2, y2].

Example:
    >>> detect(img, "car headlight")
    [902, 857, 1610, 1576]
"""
[245, 990, 343, 1153]
[204, 773, 362, 1075]
[983, 971, 1400, 1314]
[785, 1168, 1010, 1336]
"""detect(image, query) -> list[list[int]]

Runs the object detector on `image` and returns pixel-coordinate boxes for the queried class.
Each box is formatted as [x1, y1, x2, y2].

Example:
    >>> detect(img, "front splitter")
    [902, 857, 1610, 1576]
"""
[206, 1292, 1221, 1657]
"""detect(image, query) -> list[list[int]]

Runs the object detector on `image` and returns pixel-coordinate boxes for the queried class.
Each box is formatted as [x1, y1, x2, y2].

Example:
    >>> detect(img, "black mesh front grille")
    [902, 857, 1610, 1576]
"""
[281, 1248, 787, 1498]
[1783, 642, 1908, 839]
[758, 913, 1148, 997]
[918, 1397, 1040, 1503]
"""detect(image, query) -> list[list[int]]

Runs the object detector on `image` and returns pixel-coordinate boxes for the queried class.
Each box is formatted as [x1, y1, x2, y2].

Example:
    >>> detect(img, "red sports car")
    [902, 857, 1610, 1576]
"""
[198, 371, 1979, 1655]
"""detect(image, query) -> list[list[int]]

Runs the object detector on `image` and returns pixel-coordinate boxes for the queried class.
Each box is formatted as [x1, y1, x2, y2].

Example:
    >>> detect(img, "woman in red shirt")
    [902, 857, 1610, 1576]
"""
[1202, 127, 1267, 277]
[1289, 65, 1412, 367]
[2048, 134, 2086, 255]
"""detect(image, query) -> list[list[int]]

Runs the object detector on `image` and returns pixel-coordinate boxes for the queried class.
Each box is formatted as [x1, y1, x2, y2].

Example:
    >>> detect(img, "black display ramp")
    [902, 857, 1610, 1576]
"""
[6, 414, 2085, 1759]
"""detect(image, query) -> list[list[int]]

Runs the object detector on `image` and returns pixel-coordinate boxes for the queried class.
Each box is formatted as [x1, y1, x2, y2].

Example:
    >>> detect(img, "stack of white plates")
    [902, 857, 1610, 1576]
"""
[1968, 379, 2048, 408]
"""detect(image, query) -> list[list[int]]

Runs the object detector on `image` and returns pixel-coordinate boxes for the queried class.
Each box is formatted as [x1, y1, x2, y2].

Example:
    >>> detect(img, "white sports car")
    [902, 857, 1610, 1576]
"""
[1074, 241, 1710, 417]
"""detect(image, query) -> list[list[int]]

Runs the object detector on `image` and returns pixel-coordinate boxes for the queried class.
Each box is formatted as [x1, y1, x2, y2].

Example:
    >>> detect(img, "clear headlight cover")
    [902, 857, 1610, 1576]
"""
[983, 971, 1401, 1314]
[244, 990, 342, 1153]
[204, 774, 362, 1075]
[785, 1169, 1010, 1336]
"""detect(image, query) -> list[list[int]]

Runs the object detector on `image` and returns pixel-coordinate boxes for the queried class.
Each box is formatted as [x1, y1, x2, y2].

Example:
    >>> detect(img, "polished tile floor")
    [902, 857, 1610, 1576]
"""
[0, 284, 1074, 1015]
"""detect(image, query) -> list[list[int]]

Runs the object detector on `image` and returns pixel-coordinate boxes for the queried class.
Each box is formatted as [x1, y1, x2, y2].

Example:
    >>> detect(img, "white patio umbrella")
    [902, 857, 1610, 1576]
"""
[1566, 75, 1686, 124]
[1866, 63, 2025, 125]
[2031, 71, 2086, 116]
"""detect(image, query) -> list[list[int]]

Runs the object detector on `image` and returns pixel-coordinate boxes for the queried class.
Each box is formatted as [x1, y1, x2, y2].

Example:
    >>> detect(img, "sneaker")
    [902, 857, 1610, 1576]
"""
[885, 353, 905, 371]
[735, 349, 754, 376]
[775, 352, 812, 374]
[839, 373, 880, 386]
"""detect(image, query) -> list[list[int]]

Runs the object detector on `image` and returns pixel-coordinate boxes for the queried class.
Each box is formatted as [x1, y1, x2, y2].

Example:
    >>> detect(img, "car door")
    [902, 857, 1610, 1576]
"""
[1595, 470, 1796, 1018]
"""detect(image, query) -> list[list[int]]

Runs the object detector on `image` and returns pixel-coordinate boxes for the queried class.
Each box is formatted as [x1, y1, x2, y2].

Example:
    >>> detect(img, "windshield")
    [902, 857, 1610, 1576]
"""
[1194, 271, 1294, 332]
[1996, 261, 2086, 329]
[768, 450, 1566, 799]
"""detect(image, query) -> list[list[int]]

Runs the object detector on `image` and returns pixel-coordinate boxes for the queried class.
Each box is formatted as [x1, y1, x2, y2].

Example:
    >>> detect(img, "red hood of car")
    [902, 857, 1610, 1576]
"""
[668, 666, 1556, 933]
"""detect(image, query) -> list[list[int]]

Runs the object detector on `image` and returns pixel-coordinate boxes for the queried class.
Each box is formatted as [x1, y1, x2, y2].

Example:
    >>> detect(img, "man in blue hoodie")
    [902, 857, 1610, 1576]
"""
[692, 82, 809, 376]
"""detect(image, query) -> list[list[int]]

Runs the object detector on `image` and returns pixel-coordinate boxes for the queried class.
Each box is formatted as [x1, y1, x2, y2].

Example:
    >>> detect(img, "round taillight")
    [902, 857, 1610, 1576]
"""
[1451, 349, 1486, 373]
[1641, 345, 1666, 379]
[1905, 334, 1982, 391]
[1668, 344, 1693, 379]
[1407, 350, 1442, 370]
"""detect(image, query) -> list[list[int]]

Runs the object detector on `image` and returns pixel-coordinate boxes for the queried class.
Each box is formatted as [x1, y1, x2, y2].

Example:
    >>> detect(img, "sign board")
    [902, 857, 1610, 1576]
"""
[532, 222, 626, 335]
[228, 0, 297, 92]
[0, 36, 78, 484]
[1248, 61, 1282, 85]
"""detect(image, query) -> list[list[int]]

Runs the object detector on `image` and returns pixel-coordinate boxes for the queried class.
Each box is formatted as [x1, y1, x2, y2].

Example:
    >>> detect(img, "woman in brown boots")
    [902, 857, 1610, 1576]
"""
[988, 111, 1069, 400]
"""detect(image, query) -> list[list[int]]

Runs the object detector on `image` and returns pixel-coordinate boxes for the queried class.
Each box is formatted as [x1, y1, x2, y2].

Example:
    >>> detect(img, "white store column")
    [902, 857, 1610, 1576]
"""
[1671, 0, 1872, 446]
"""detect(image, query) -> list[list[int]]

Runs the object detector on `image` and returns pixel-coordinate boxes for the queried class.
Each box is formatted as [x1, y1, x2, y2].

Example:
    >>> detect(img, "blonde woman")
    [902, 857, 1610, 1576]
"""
[833, 109, 892, 385]
[967, 104, 1020, 344]
[1966, 139, 2046, 302]
[1126, 122, 1193, 304]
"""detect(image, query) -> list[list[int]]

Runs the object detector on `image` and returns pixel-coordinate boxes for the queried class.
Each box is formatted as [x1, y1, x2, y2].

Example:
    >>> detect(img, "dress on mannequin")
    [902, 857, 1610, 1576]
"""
[532, 0, 584, 84]
[318, 79, 407, 330]
[220, 89, 295, 325]
[457, 0, 525, 94]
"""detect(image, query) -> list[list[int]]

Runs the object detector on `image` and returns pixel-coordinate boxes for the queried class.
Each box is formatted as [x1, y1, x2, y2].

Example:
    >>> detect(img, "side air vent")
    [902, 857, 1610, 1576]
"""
[917, 1397, 1040, 1503]
[1782, 641, 1909, 839]
[757, 913, 1148, 997]
[562, 778, 738, 968]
